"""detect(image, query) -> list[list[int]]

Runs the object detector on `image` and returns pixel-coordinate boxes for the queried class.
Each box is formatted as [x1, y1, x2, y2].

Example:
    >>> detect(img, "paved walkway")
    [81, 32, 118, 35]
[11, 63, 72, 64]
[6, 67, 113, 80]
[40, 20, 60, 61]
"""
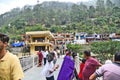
[23, 57, 63, 80]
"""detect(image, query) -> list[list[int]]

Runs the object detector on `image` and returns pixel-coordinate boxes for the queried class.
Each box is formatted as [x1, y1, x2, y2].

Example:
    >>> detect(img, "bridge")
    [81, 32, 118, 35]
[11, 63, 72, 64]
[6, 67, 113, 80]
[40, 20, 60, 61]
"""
[20, 56, 102, 80]
[22, 56, 63, 80]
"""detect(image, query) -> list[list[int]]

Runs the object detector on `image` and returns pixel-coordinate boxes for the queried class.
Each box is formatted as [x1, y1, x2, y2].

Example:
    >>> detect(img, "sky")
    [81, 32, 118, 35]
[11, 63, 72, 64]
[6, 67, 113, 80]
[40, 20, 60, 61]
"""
[0, 0, 90, 15]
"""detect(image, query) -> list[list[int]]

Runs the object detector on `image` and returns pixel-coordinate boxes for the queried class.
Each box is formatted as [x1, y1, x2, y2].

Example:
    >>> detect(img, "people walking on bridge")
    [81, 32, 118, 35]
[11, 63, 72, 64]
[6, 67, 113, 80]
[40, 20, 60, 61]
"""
[56, 47, 60, 58]
[82, 50, 101, 80]
[53, 49, 58, 65]
[57, 50, 75, 80]
[42, 49, 47, 65]
[90, 52, 120, 80]
[72, 52, 80, 80]
[37, 49, 43, 67]
[41, 53, 59, 80]
[0, 33, 24, 80]
[78, 58, 86, 80]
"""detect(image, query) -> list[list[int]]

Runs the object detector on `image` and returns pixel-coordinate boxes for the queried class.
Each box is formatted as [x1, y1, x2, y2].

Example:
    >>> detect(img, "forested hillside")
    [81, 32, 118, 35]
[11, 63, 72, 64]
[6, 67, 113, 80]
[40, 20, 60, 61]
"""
[0, 0, 120, 40]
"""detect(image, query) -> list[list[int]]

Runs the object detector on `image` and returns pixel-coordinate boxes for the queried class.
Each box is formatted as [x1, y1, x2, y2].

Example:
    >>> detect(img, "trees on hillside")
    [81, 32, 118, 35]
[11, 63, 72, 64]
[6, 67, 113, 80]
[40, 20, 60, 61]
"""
[88, 6, 95, 18]
[91, 41, 120, 61]
[67, 44, 82, 53]
[0, 1, 120, 39]
[96, 0, 105, 16]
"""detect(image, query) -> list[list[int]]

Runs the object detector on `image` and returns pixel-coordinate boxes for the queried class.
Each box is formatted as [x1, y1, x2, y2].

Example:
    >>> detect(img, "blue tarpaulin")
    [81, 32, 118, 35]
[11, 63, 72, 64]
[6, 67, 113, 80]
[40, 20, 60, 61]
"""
[12, 42, 25, 47]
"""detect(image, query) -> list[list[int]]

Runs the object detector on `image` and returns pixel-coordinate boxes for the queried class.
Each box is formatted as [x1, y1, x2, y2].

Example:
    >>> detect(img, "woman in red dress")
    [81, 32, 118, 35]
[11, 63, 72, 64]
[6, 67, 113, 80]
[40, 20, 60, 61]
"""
[78, 59, 86, 80]
[37, 49, 43, 67]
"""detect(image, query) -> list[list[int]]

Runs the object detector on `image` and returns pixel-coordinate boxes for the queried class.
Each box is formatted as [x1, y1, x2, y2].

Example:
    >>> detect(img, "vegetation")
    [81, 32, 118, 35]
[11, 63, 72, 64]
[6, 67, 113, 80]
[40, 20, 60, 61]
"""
[91, 41, 120, 61]
[0, 0, 120, 40]
[67, 44, 82, 53]
[67, 41, 120, 62]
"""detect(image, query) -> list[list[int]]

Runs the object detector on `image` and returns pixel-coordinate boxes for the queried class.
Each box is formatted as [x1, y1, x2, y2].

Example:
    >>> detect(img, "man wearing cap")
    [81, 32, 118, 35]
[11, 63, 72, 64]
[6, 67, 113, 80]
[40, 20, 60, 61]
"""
[0, 33, 24, 80]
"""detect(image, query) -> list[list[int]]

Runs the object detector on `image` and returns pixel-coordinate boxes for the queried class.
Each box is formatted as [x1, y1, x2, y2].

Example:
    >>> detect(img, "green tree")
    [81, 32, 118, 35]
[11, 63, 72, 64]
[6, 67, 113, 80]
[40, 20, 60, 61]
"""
[88, 6, 95, 18]
[105, 0, 114, 16]
[96, 0, 105, 16]
[50, 26, 62, 33]
[106, 0, 114, 8]
[67, 44, 82, 53]
[91, 41, 120, 61]
[112, 0, 120, 7]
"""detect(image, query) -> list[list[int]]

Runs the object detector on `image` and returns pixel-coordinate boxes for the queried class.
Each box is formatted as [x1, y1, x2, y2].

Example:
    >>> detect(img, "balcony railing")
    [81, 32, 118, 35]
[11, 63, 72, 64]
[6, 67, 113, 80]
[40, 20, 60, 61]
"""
[30, 40, 50, 43]
[19, 55, 38, 71]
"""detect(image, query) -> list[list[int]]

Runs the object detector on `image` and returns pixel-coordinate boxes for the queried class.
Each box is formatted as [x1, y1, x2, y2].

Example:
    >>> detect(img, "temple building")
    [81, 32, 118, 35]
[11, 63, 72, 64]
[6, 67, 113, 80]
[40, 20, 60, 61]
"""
[26, 31, 54, 54]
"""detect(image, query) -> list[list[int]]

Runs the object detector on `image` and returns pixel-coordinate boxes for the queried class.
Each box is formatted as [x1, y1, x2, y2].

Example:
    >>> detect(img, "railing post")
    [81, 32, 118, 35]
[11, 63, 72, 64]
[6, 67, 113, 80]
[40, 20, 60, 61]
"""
[32, 55, 35, 67]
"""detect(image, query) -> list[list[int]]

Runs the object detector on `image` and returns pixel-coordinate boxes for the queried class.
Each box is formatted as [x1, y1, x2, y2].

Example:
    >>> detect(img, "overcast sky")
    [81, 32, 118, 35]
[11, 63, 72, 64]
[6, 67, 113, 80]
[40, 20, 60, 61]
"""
[0, 0, 90, 14]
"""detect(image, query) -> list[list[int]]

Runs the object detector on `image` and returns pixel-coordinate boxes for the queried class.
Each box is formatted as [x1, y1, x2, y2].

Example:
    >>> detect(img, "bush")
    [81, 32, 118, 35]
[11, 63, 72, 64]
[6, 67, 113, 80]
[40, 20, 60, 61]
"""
[91, 41, 120, 61]
[67, 44, 82, 53]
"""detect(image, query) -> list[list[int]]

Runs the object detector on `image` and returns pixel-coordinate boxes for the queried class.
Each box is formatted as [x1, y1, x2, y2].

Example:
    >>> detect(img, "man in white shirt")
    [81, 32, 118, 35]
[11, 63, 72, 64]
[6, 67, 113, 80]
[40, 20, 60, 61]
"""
[42, 50, 47, 65]
[41, 54, 59, 80]
[53, 49, 58, 65]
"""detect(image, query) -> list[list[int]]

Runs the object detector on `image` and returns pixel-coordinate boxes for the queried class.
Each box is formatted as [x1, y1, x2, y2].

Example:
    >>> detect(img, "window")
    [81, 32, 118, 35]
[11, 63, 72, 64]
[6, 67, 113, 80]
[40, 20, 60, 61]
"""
[35, 46, 45, 51]
[33, 37, 45, 42]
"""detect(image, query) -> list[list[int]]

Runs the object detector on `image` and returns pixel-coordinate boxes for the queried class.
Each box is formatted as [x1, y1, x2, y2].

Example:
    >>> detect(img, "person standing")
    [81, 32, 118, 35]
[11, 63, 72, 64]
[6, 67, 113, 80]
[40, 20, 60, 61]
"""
[72, 52, 80, 80]
[0, 33, 24, 80]
[53, 49, 58, 65]
[42, 49, 47, 65]
[78, 59, 86, 80]
[46, 49, 49, 55]
[57, 51, 75, 80]
[56, 48, 60, 58]
[41, 53, 59, 80]
[37, 49, 43, 67]
[90, 52, 120, 80]
[82, 51, 101, 80]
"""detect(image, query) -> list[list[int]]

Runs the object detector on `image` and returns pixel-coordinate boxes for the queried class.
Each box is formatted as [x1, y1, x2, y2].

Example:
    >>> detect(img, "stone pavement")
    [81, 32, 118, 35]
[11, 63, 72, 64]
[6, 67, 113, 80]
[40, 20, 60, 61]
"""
[23, 57, 63, 80]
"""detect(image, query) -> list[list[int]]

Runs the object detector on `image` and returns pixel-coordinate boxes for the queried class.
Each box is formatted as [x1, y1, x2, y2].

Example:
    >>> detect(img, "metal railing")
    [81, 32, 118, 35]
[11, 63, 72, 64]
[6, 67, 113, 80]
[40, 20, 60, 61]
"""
[19, 55, 38, 71]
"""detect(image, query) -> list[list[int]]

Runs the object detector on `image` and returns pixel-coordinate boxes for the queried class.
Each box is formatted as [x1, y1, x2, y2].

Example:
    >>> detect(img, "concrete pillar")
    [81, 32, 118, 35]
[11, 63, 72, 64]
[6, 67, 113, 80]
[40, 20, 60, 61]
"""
[45, 45, 47, 50]
[30, 36, 32, 42]
[32, 55, 34, 67]
[55, 39, 57, 45]
[45, 37, 47, 42]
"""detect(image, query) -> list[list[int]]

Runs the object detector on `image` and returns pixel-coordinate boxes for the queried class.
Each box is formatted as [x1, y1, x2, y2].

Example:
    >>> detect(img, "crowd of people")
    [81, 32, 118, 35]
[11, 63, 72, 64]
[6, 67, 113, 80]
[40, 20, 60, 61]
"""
[37, 48, 59, 67]
[57, 50, 120, 80]
[38, 45, 120, 80]
[37, 48, 60, 80]
[38, 49, 103, 80]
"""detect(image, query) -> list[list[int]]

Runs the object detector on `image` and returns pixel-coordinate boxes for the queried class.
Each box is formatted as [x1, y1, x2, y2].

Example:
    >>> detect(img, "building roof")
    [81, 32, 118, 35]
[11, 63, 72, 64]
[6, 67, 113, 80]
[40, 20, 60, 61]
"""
[28, 42, 54, 47]
[26, 31, 54, 40]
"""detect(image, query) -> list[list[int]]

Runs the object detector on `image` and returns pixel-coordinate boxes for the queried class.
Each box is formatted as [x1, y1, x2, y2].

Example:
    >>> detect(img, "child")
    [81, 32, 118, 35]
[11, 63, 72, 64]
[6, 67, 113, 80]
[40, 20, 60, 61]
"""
[41, 53, 59, 80]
